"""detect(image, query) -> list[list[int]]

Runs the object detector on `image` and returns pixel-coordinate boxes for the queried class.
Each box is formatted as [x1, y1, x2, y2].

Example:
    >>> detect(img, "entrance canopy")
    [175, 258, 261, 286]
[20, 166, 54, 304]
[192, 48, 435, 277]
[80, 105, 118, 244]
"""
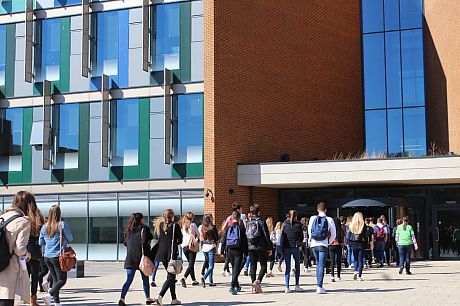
[341, 199, 388, 208]
[238, 156, 460, 188]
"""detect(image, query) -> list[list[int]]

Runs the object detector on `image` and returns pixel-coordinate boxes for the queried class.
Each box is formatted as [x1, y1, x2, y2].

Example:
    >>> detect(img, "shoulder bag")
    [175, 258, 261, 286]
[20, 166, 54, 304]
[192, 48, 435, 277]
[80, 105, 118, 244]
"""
[59, 223, 77, 272]
[167, 223, 183, 275]
[187, 224, 200, 253]
[139, 228, 155, 276]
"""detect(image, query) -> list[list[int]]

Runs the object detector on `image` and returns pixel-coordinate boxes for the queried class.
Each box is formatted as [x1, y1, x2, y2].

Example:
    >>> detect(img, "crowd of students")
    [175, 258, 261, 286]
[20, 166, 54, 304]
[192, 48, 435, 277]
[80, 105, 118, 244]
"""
[0, 191, 418, 306]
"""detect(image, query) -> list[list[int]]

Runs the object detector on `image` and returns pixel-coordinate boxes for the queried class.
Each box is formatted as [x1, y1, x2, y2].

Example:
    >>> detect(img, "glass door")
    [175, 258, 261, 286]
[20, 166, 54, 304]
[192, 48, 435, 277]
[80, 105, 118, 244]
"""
[432, 206, 460, 259]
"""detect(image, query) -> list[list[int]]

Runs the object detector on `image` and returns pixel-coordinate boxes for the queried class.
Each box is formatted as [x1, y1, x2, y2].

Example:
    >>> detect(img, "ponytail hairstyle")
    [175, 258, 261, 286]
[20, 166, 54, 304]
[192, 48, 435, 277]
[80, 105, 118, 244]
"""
[46, 205, 62, 238]
[403, 216, 409, 231]
[288, 210, 298, 224]
[180, 212, 194, 232]
[125, 213, 144, 237]
[163, 209, 175, 232]
[266, 217, 274, 232]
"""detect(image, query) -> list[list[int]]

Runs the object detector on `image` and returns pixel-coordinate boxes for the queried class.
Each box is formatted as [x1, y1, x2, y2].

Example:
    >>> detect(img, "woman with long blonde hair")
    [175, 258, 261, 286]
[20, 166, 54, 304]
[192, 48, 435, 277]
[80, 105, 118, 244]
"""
[150, 217, 163, 288]
[274, 221, 284, 271]
[179, 212, 200, 288]
[266, 217, 276, 277]
[348, 212, 368, 281]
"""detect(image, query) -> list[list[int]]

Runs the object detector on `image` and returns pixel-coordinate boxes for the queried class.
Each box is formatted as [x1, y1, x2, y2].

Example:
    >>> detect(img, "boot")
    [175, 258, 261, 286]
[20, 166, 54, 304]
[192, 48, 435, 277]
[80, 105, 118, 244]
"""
[30, 295, 41, 306]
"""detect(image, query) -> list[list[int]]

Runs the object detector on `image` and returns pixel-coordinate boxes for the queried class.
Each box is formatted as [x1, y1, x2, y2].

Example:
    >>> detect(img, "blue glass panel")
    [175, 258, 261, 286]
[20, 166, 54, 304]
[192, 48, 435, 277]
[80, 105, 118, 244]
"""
[176, 94, 203, 164]
[385, 31, 402, 108]
[58, 104, 79, 153]
[362, 0, 384, 33]
[365, 110, 387, 155]
[401, 29, 425, 107]
[400, 0, 422, 29]
[363, 33, 386, 109]
[36, 0, 82, 9]
[97, 11, 119, 76]
[0, 25, 6, 86]
[1, 108, 23, 155]
[403, 107, 426, 157]
[112, 99, 139, 166]
[154, 3, 180, 71]
[384, 0, 400, 31]
[41, 18, 61, 82]
[387, 108, 403, 156]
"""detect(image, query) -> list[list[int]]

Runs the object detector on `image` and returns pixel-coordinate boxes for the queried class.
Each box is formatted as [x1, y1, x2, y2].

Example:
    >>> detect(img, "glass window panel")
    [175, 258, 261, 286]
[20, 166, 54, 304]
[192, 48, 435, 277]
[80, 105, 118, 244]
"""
[41, 18, 61, 82]
[0, 108, 23, 172]
[387, 108, 403, 156]
[150, 198, 180, 221]
[384, 0, 400, 31]
[182, 198, 204, 220]
[400, 0, 422, 29]
[401, 29, 425, 107]
[88, 200, 117, 260]
[0, 25, 6, 86]
[385, 31, 402, 108]
[174, 94, 203, 164]
[365, 110, 387, 155]
[96, 11, 119, 76]
[363, 33, 386, 109]
[362, 0, 384, 33]
[403, 107, 426, 157]
[111, 99, 139, 166]
[58, 104, 79, 153]
[36, 202, 56, 218]
[60, 201, 88, 260]
[154, 3, 180, 71]
[118, 199, 149, 260]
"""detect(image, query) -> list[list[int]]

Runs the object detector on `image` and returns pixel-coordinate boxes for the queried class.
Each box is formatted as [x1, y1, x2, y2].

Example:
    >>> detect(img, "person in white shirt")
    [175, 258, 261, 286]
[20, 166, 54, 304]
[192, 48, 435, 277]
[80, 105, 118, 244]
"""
[308, 202, 336, 294]
[180, 212, 200, 288]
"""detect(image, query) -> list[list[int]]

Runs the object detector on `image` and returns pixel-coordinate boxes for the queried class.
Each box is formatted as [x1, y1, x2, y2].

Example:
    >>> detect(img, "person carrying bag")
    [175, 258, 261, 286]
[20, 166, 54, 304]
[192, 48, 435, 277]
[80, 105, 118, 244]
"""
[58, 223, 76, 273]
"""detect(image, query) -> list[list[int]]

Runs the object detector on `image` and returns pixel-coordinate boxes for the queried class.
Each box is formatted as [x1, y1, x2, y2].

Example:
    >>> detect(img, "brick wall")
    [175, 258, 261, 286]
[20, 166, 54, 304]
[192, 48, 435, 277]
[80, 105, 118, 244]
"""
[204, 0, 364, 225]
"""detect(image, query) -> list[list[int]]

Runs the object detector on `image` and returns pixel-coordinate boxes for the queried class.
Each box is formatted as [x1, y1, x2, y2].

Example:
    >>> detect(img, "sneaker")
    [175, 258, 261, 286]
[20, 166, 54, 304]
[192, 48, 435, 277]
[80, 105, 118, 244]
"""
[229, 288, 238, 295]
[252, 280, 262, 293]
[353, 272, 358, 280]
[118, 299, 126, 306]
[171, 300, 181, 305]
[222, 270, 229, 277]
[331, 277, 335, 282]
[337, 277, 342, 281]
[244, 269, 248, 276]
[42, 281, 49, 293]
[150, 281, 157, 287]
[209, 283, 217, 287]
[192, 281, 200, 286]
[291, 269, 296, 276]
[54, 304, 62, 306]
[399, 267, 404, 275]
[285, 288, 291, 294]
[237, 286, 242, 292]
[146, 297, 155, 305]
[406, 271, 412, 275]
[155, 296, 163, 306]
[357, 277, 364, 281]
[266, 271, 274, 277]
[278, 264, 282, 272]
[201, 277, 206, 288]
[180, 278, 187, 288]
[42, 294, 52, 306]
[294, 285, 303, 292]
[316, 287, 326, 294]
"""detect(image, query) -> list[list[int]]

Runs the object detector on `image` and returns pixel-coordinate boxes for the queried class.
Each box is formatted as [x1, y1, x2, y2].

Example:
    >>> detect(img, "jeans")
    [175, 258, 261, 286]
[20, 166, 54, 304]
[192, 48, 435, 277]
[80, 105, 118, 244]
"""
[347, 245, 354, 266]
[268, 243, 276, 271]
[329, 245, 342, 278]
[27, 259, 40, 296]
[249, 250, 268, 283]
[275, 245, 284, 266]
[352, 244, 364, 277]
[245, 255, 251, 269]
[284, 247, 300, 287]
[159, 261, 177, 300]
[203, 248, 216, 284]
[45, 257, 68, 303]
[120, 268, 150, 299]
[398, 245, 412, 272]
[151, 260, 160, 282]
[38, 258, 52, 289]
[375, 241, 385, 265]
[302, 245, 312, 268]
[228, 249, 243, 289]
[183, 247, 197, 281]
[312, 246, 327, 288]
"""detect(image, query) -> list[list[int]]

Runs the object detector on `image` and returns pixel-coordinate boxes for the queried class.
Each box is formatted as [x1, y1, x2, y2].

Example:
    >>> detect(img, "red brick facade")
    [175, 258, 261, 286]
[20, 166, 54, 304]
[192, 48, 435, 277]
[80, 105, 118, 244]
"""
[204, 0, 364, 225]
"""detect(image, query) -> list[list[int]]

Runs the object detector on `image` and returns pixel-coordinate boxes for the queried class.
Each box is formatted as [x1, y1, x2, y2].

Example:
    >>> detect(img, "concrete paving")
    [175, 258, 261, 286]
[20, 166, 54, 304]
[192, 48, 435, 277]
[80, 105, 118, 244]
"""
[46, 261, 460, 305]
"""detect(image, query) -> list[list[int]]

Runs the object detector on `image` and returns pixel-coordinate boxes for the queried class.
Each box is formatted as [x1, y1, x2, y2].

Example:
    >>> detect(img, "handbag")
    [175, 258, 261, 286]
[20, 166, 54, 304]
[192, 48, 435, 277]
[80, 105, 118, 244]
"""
[58, 223, 77, 272]
[188, 227, 200, 253]
[167, 223, 183, 275]
[139, 228, 155, 276]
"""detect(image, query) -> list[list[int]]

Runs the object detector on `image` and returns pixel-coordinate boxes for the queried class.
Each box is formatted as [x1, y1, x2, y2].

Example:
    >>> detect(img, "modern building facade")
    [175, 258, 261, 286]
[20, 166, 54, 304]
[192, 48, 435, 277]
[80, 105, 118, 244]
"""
[0, 0, 459, 260]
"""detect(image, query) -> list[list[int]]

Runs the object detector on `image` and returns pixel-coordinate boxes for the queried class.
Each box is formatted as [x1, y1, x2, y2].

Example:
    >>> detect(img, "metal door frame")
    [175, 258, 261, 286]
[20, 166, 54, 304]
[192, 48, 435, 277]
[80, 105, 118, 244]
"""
[431, 204, 460, 259]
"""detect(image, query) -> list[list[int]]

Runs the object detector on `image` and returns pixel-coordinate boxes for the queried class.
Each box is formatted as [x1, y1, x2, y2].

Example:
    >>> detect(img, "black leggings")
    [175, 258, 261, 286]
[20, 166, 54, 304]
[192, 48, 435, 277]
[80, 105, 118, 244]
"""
[159, 261, 177, 300]
[27, 259, 41, 296]
[329, 245, 342, 278]
[45, 257, 68, 303]
[228, 249, 243, 289]
[39, 258, 53, 289]
[183, 247, 197, 281]
[249, 250, 267, 283]
[0, 300, 14, 306]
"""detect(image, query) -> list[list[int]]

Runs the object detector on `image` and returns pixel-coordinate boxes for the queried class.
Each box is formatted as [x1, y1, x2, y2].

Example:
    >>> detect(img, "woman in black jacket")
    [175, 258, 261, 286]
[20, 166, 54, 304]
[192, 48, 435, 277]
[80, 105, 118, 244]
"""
[119, 213, 154, 306]
[281, 210, 303, 293]
[155, 209, 183, 306]
[220, 211, 247, 295]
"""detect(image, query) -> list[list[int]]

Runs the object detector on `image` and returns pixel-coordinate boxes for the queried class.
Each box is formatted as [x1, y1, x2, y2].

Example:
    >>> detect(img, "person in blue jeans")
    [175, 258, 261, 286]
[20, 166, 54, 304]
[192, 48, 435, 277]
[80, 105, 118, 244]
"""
[396, 216, 418, 275]
[308, 202, 336, 294]
[281, 210, 303, 293]
[199, 214, 219, 287]
[348, 212, 369, 281]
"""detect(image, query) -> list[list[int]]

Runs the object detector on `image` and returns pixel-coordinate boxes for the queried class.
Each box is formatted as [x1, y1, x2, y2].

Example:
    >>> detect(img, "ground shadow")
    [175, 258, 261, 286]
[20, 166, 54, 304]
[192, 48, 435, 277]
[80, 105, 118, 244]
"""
[187, 302, 275, 306]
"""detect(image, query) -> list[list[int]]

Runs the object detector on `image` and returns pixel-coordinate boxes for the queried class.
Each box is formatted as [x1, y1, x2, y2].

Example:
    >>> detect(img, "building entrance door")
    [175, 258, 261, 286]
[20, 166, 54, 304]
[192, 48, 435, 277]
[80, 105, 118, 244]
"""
[432, 205, 460, 259]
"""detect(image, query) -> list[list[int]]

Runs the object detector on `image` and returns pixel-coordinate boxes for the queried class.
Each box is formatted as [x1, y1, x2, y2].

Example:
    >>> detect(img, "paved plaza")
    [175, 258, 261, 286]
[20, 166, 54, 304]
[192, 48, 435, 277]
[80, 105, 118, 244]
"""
[53, 261, 460, 306]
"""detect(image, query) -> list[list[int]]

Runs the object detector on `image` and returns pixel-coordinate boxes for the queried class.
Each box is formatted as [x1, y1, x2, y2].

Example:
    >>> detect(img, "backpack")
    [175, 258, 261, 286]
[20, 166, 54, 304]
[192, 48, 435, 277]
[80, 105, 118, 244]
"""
[311, 216, 329, 241]
[226, 224, 241, 249]
[0, 214, 22, 272]
[270, 230, 277, 244]
[246, 217, 262, 242]
[376, 226, 386, 241]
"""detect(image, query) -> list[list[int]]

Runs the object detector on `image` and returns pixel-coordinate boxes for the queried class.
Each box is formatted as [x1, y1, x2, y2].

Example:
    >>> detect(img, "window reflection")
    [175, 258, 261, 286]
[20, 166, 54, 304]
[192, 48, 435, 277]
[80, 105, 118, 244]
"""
[0, 108, 23, 172]
[404, 107, 426, 157]
[111, 99, 139, 167]
[89, 200, 117, 260]
[361, 0, 384, 33]
[36, 18, 61, 82]
[96, 11, 119, 76]
[153, 3, 180, 71]
[363, 34, 386, 109]
[0, 25, 5, 86]
[60, 201, 88, 260]
[401, 29, 425, 107]
[387, 109, 403, 156]
[400, 0, 423, 29]
[365, 110, 387, 156]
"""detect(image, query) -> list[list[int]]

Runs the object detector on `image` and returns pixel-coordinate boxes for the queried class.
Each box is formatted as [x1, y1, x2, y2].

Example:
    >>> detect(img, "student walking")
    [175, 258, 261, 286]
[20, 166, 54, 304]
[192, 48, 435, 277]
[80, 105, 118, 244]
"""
[345, 216, 354, 268]
[364, 218, 374, 268]
[380, 215, 391, 266]
[396, 216, 418, 275]
[118, 213, 155, 306]
[348, 212, 369, 281]
[281, 210, 303, 293]
[274, 222, 284, 271]
[150, 217, 163, 288]
[155, 209, 182, 306]
[246, 204, 272, 294]
[39, 205, 74, 306]
[392, 219, 403, 265]
[219, 220, 231, 277]
[0, 191, 33, 306]
[300, 217, 311, 273]
[199, 214, 219, 287]
[308, 202, 336, 294]
[266, 217, 276, 278]
[180, 212, 200, 287]
[374, 217, 388, 268]
[220, 212, 247, 295]
[329, 217, 345, 282]
[26, 197, 45, 306]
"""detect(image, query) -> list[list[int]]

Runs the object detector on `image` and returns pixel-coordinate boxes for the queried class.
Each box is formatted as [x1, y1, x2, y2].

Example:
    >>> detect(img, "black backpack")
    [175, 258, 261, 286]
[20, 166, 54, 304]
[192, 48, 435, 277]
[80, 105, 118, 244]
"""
[0, 214, 22, 272]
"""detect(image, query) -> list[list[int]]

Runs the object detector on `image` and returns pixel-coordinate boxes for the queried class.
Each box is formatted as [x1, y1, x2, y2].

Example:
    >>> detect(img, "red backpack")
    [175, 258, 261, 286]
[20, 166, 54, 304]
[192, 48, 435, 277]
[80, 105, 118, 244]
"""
[376, 226, 386, 241]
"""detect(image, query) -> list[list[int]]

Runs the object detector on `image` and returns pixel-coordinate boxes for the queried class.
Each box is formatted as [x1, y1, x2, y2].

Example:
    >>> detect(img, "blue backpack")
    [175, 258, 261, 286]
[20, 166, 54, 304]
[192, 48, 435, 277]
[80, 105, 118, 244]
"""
[226, 224, 241, 248]
[311, 216, 329, 241]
